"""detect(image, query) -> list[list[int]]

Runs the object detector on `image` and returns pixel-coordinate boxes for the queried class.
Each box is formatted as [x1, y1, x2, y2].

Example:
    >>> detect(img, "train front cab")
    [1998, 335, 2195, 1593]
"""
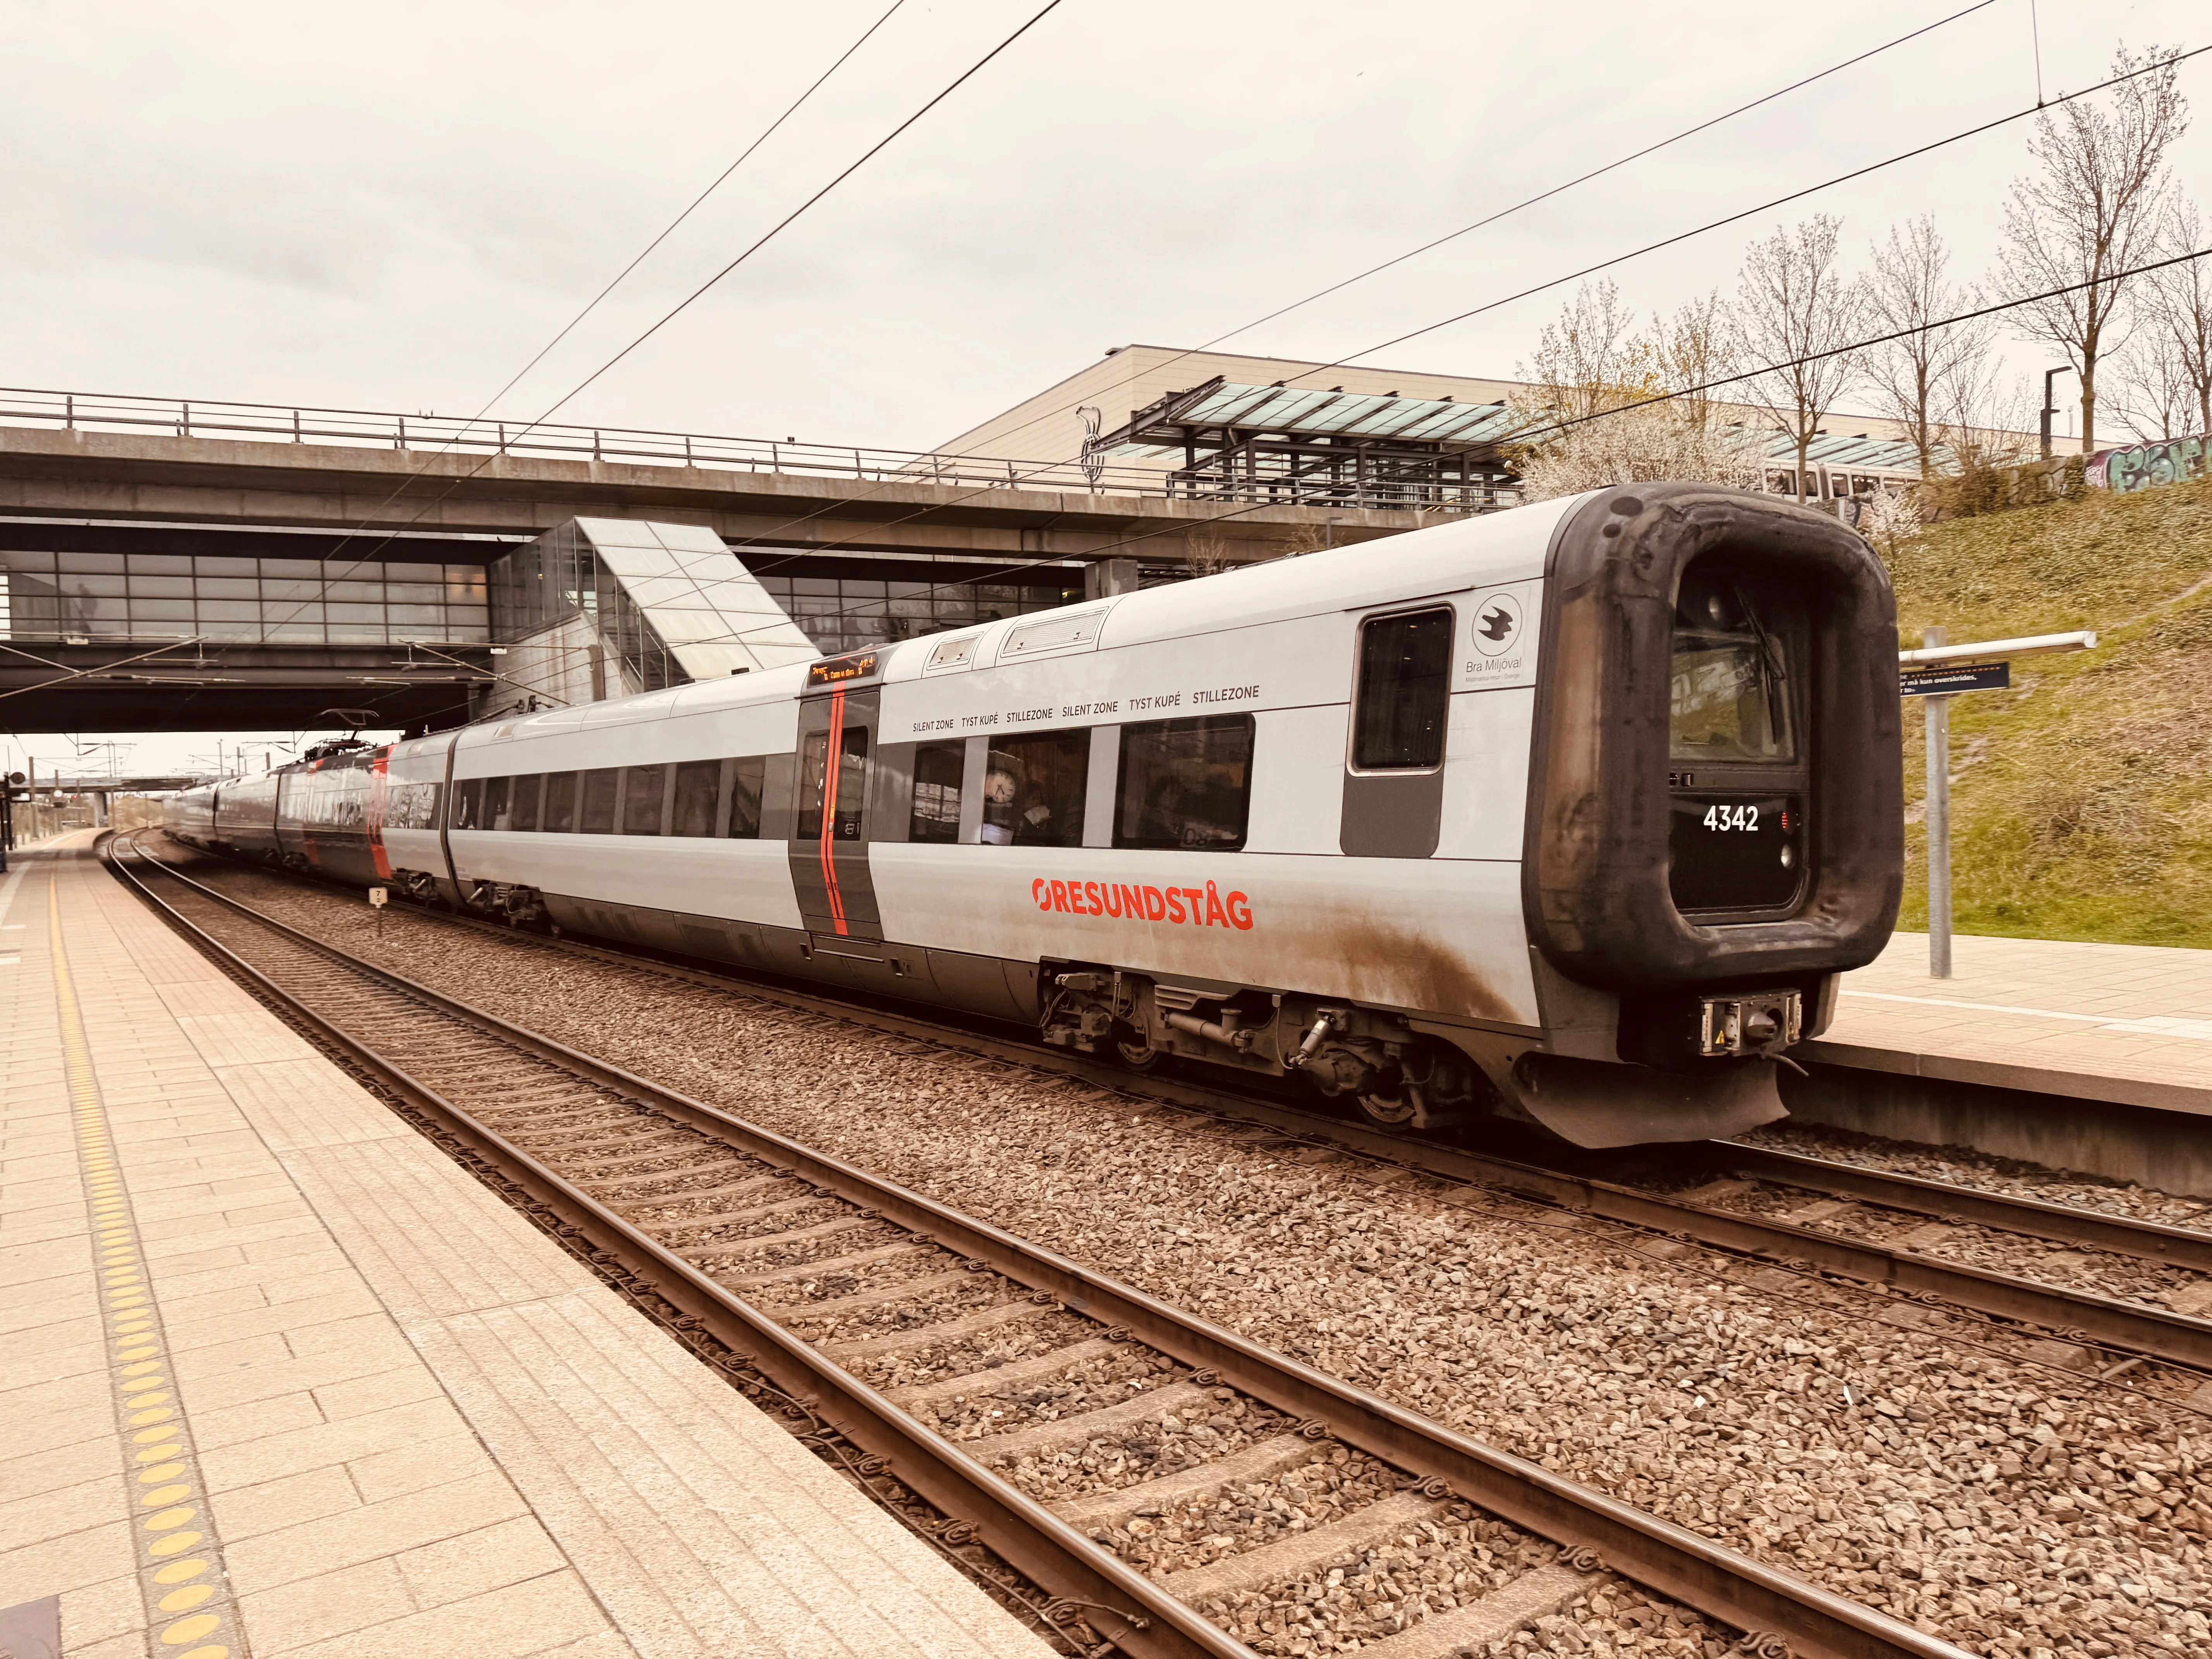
[1504, 483, 1903, 1146]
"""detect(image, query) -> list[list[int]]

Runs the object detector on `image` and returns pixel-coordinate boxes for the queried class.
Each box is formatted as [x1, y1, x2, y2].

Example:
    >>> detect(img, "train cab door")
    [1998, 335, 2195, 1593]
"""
[787, 674, 885, 943]
[1340, 604, 1454, 857]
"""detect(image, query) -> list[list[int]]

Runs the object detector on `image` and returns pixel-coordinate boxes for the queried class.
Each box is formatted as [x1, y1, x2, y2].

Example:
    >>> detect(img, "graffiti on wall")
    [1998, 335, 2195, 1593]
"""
[2087, 434, 2210, 493]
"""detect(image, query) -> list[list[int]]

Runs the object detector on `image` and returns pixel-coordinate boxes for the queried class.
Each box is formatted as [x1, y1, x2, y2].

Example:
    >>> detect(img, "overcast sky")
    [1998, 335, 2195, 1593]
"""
[3, 0, 2206, 779]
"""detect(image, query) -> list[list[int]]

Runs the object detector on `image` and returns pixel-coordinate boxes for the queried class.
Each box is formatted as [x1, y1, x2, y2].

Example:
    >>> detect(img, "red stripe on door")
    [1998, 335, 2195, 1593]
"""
[819, 690, 850, 936]
[368, 750, 393, 879]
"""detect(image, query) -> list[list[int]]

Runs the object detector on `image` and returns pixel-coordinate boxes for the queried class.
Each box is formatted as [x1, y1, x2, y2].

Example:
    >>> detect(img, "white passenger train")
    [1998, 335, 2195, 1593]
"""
[167, 484, 1904, 1147]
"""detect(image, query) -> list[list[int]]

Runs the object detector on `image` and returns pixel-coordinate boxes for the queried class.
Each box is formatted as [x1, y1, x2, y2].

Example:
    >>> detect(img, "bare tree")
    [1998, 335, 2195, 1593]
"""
[2111, 332, 2199, 440]
[1512, 283, 1760, 496]
[1518, 280, 1651, 424]
[1863, 217, 1996, 476]
[1512, 404, 1765, 502]
[1650, 290, 1733, 429]
[2134, 198, 2212, 434]
[2000, 44, 2188, 452]
[1732, 215, 1868, 504]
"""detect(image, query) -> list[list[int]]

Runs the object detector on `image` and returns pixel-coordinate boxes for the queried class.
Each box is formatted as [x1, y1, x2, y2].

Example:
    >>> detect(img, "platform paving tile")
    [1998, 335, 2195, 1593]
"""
[0, 840, 1051, 1659]
[1828, 930, 2212, 1094]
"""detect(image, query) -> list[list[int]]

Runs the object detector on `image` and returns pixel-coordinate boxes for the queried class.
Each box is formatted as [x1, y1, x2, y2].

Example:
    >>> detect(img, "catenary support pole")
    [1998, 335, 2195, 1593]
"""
[1923, 624, 1953, 979]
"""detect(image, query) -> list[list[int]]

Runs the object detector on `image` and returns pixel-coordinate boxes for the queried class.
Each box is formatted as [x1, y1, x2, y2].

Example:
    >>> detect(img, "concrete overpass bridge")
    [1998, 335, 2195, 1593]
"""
[0, 386, 1472, 733]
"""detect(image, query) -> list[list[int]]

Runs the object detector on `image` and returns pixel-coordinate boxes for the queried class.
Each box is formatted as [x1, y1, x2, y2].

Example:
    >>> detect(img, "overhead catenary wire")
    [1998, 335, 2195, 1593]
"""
[690, 41, 2210, 635]
[711, 2, 2007, 568]
[269, 0, 1066, 636]
[705, 244, 2212, 652]
[286, 0, 911, 612]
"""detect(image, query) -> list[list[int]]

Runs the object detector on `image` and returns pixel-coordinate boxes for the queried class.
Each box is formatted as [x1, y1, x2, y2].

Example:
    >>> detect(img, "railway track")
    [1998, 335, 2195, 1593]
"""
[106, 831, 1972, 1659]
[153, 834, 2212, 1405]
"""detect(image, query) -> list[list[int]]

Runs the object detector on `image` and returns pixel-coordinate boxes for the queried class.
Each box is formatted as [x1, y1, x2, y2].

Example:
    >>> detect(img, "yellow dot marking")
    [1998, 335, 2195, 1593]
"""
[123, 1360, 163, 1375]
[177, 1647, 228, 1659]
[141, 1485, 193, 1506]
[136, 1443, 183, 1461]
[152, 1559, 208, 1585]
[140, 1464, 188, 1483]
[148, 1531, 203, 1557]
[144, 1506, 198, 1530]
[130, 1407, 177, 1426]
[134, 1427, 180, 1444]
[126, 1392, 173, 1410]
[158, 1585, 215, 1614]
[160, 1613, 221, 1645]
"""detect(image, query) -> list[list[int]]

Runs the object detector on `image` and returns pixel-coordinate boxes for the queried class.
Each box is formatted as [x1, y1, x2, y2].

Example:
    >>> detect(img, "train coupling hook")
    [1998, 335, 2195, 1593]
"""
[1283, 1008, 1346, 1070]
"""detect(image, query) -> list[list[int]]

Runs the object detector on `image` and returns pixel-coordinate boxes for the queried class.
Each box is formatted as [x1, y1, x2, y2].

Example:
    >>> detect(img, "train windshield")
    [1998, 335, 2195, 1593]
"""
[1669, 573, 1793, 763]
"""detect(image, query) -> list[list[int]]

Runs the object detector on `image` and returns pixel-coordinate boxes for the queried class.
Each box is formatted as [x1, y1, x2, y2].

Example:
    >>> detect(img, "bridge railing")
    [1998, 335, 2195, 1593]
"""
[0, 386, 1507, 517]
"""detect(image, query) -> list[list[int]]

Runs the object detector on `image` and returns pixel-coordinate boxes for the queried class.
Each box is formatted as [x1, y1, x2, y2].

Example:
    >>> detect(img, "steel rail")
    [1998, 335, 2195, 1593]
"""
[103, 837, 1238, 1659]
[1711, 1142, 2212, 1274]
[149, 838, 2212, 1376]
[110, 833, 1968, 1659]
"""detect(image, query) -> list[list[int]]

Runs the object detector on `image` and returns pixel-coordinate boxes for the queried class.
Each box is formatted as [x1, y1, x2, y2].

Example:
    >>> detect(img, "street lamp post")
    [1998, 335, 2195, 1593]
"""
[2040, 366, 2076, 460]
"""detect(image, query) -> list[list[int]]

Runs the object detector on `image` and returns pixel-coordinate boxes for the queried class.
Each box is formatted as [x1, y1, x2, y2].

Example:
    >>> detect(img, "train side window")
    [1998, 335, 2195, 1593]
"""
[509, 774, 543, 833]
[486, 776, 515, 832]
[1115, 715, 1254, 851]
[728, 756, 765, 838]
[671, 760, 720, 836]
[622, 765, 666, 835]
[982, 731, 1088, 847]
[579, 768, 619, 834]
[1353, 608, 1453, 771]
[543, 772, 578, 833]
[909, 741, 963, 843]
[452, 778, 483, 830]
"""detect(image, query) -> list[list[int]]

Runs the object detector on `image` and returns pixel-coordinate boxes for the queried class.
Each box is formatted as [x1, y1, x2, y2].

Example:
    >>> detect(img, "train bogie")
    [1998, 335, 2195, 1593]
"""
[165, 484, 1901, 1148]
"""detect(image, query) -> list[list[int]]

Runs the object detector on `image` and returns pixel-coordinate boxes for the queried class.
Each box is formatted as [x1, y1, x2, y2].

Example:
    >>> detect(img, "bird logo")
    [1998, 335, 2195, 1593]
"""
[1470, 591, 1523, 657]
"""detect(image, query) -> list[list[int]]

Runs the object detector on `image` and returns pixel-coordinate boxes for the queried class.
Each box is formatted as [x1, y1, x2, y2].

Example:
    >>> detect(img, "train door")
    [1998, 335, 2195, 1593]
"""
[787, 682, 884, 941]
[1340, 604, 1453, 857]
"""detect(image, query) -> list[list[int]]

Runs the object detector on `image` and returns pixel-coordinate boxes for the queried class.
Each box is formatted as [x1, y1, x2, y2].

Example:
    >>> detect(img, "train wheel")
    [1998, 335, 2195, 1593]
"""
[1113, 1032, 1163, 1072]
[1354, 1086, 1419, 1130]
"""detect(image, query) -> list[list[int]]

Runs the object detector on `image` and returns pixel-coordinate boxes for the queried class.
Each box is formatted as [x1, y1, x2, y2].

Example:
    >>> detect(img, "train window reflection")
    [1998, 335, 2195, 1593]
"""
[1670, 573, 1793, 762]
[579, 768, 619, 834]
[797, 728, 869, 841]
[672, 760, 720, 836]
[452, 778, 483, 830]
[728, 756, 764, 839]
[543, 772, 578, 833]
[1353, 608, 1452, 770]
[484, 776, 513, 831]
[510, 775, 542, 833]
[1115, 716, 1253, 851]
[622, 765, 666, 835]
[909, 741, 963, 843]
[982, 731, 1087, 847]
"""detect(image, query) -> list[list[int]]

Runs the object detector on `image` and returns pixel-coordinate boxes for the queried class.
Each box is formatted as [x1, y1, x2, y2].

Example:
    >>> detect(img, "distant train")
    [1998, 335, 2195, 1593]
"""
[168, 483, 1903, 1147]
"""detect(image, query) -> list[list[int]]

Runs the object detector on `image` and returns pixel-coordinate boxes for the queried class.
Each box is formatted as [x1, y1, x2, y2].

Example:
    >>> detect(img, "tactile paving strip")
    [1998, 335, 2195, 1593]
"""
[50, 874, 250, 1659]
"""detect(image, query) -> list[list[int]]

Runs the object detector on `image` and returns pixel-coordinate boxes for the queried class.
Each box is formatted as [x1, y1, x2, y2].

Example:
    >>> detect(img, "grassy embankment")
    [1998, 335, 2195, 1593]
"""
[1879, 473, 2212, 947]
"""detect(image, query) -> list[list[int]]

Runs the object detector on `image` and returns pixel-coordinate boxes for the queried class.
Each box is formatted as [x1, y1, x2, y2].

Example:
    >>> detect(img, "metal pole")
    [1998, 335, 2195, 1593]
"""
[2041, 367, 2070, 460]
[1922, 624, 1953, 979]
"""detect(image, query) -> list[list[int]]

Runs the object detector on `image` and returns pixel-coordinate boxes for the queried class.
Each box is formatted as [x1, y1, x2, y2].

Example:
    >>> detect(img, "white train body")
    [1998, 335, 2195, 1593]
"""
[170, 486, 1905, 1146]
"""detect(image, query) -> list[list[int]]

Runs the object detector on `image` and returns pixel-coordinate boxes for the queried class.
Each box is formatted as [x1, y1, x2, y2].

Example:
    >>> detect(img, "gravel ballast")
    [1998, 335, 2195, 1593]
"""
[176, 856, 2212, 1658]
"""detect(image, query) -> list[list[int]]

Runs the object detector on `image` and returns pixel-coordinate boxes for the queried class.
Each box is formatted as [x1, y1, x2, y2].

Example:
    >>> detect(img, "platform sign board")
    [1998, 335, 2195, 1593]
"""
[1901, 661, 2009, 697]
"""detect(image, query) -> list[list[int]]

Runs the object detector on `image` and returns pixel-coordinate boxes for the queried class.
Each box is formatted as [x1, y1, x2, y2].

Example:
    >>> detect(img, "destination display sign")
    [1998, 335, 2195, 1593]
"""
[806, 650, 881, 689]
[1901, 661, 2009, 697]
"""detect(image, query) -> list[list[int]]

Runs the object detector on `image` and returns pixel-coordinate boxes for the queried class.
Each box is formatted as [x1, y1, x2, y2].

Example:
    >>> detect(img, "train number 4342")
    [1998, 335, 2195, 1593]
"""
[1702, 804, 1761, 832]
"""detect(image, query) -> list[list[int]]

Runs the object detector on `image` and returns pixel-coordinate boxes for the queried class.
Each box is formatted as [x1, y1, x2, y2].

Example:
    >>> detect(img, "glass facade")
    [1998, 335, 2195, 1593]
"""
[749, 574, 1078, 659]
[487, 519, 819, 691]
[0, 550, 489, 644]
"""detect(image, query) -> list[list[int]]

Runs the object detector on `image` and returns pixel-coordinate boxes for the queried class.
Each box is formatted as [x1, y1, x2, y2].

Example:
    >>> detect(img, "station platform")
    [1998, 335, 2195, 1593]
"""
[1792, 930, 2212, 1195]
[1815, 929, 2212, 1113]
[0, 835, 1051, 1659]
